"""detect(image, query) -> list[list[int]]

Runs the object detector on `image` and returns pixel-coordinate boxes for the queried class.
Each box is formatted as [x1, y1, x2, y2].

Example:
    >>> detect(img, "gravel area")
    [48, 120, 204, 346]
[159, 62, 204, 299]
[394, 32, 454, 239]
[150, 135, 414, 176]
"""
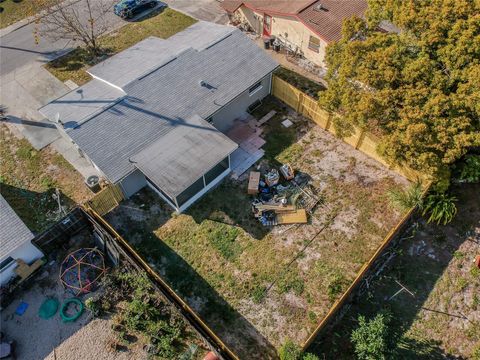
[0, 262, 146, 360]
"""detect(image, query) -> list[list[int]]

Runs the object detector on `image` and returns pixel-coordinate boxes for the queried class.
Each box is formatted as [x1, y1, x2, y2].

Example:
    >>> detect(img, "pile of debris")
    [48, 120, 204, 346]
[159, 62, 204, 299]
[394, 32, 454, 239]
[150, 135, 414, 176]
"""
[248, 164, 322, 226]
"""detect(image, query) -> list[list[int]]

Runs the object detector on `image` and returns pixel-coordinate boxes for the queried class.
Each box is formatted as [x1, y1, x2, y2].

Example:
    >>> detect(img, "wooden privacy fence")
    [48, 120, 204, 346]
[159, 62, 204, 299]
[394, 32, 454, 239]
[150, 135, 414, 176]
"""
[85, 184, 124, 216]
[271, 75, 422, 182]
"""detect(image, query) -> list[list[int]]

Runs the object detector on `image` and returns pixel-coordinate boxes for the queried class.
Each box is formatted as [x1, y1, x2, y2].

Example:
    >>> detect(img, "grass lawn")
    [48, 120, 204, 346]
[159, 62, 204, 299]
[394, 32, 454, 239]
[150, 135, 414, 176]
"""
[105, 97, 410, 358]
[0, 125, 92, 233]
[0, 0, 56, 29]
[309, 184, 480, 359]
[45, 8, 196, 85]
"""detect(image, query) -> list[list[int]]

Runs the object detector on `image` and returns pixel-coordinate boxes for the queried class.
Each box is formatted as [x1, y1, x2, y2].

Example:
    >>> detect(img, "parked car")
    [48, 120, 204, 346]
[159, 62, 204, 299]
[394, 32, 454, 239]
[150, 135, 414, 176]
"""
[113, 0, 167, 19]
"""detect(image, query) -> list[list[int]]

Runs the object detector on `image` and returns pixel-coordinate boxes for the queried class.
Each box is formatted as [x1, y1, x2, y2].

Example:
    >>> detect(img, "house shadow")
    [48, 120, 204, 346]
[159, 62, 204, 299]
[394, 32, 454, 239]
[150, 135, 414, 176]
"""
[307, 183, 480, 359]
[104, 196, 278, 359]
[0, 183, 77, 234]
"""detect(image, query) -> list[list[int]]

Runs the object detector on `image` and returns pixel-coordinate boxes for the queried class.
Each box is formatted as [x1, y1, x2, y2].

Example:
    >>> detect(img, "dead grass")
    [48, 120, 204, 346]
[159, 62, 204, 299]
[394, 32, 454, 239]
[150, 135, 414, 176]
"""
[0, 0, 56, 29]
[45, 8, 196, 85]
[105, 98, 409, 357]
[310, 184, 480, 359]
[0, 125, 91, 232]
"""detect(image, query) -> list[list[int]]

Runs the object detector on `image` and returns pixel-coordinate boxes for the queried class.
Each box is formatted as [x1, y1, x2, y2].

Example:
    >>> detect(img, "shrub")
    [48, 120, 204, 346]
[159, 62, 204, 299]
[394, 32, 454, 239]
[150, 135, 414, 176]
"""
[351, 311, 392, 360]
[460, 155, 480, 183]
[387, 181, 423, 211]
[422, 193, 457, 225]
[279, 339, 302, 360]
[302, 353, 319, 360]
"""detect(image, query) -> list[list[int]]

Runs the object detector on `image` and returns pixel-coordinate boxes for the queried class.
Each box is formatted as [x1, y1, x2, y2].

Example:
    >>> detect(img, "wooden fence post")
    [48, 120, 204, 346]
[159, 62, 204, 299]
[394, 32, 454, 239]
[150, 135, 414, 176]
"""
[297, 91, 304, 113]
[355, 129, 366, 149]
[325, 113, 332, 131]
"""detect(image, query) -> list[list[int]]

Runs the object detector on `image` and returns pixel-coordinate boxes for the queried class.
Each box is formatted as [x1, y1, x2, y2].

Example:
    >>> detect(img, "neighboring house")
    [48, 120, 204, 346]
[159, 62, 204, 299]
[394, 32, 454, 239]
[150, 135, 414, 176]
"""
[221, 0, 367, 66]
[40, 22, 278, 213]
[0, 195, 44, 286]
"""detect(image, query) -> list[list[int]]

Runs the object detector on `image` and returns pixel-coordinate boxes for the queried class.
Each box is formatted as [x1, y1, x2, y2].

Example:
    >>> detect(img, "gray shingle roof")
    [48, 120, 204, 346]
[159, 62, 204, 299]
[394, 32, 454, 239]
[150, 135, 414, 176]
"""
[131, 115, 237, 198]
[39, 79, 125, 128]
[0, 195, 35, 261]
[63, 22, 277, 183]
[87, 22, 237, 89]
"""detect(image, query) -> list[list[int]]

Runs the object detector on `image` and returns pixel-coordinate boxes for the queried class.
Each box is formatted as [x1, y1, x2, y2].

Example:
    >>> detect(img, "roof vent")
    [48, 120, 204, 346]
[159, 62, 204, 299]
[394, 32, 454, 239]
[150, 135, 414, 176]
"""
[199, 80, 217, 91]
[314, 3, 326, 11]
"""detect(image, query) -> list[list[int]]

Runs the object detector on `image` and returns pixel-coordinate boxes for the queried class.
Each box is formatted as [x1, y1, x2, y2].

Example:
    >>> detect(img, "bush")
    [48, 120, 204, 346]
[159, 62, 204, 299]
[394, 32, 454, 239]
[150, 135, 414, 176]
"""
[460, 155, 480, 183]
[279, 339, 302, 360]
[387, 181, 423, 211]
[422, 193, 457, 225]
[351, 311, 392, 360]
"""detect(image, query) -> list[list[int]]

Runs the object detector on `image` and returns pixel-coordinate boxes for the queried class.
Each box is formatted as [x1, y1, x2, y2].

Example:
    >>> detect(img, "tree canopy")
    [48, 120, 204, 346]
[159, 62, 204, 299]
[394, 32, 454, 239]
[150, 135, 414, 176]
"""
[319, 0, 480, 182]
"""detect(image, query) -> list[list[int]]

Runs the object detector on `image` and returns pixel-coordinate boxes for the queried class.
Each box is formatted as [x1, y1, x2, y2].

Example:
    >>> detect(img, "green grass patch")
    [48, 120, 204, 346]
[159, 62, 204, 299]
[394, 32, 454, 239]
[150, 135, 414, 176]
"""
[204, 222, 241, 261]
[46, 8, 196, 85]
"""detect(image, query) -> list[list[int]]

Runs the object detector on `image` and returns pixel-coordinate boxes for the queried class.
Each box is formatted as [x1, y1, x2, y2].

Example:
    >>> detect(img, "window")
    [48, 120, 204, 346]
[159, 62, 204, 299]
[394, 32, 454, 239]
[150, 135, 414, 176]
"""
[308, 35, 320, 53]
[176, 177, 205, 207]
[0, 257, 14, 271]
[205, 157, 229, 185]
[249, 81, 263, 96]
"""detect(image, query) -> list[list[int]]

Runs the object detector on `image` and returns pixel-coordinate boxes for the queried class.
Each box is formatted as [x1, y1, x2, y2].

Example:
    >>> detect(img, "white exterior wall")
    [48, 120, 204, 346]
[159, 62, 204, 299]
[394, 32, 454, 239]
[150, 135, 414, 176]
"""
[0, 242, 44, 286]
[118, 169, 147, 198]
[235, 7, 328, 66]
[209, 73, 272, 133]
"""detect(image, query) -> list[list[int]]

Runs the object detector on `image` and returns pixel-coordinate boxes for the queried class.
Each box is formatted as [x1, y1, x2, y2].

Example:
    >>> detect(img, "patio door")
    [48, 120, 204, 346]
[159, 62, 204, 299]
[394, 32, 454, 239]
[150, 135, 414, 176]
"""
[263, 14, 272, 36]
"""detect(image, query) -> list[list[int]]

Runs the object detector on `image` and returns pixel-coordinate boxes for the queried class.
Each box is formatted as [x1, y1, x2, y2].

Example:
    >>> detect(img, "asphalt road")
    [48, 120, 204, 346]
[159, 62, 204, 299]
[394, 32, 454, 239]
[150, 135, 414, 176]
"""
[0, 0, 123, 77]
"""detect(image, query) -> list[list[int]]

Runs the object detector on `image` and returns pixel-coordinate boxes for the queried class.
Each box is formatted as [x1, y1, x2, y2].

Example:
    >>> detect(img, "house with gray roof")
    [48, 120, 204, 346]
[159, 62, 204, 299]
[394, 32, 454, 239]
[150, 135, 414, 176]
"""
[0, 195, 44, 286]
[40, 21, 278, 212]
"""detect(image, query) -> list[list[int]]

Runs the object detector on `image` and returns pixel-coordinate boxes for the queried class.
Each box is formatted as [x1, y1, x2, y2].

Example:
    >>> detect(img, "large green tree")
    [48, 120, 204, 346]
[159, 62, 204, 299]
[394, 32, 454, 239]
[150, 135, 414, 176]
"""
[319, 0, 480, 183]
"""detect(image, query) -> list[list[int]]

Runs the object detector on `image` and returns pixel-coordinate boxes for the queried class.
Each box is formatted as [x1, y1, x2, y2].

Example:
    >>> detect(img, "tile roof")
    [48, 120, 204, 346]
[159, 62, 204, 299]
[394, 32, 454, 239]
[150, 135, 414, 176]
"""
[222, 0, 316, 15]
[131, 115, 237, 198]
[41, 21, 278, 184]
[222, 0, 367, 43]
[298, 0, 368, 42]
[0, 195, 35, 261]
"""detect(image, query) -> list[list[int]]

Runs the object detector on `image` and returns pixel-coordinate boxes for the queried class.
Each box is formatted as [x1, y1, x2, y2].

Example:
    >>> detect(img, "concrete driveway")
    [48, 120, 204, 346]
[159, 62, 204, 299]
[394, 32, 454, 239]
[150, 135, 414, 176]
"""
[0, 0, 228, 176]
[163, 0, 228, 24]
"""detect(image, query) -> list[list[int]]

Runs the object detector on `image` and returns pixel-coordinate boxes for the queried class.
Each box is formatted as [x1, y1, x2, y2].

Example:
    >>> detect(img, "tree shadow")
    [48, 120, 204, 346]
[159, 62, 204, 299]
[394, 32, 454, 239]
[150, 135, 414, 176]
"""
[307, 184, 480, 359]
[0, 183, 76, 234]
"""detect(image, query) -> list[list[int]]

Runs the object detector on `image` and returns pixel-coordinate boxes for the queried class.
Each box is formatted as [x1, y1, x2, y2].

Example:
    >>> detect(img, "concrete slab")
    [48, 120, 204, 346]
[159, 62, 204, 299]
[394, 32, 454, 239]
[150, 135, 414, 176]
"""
[50, 136, 99, 179]
[2, 116, 61, 150]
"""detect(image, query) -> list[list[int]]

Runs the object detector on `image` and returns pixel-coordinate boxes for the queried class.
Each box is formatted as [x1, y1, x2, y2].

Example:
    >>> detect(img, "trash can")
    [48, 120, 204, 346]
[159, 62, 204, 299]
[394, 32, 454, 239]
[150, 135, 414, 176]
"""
[85, 175, 101, 193]
[273, 42, 281, 52]
[263, 38, 270, 50]
[269, 36, 275, 45]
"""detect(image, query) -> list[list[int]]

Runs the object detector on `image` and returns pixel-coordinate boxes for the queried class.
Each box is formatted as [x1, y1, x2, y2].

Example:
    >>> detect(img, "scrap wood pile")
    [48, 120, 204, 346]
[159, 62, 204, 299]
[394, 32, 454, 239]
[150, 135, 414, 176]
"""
[248, 164, 322, 226]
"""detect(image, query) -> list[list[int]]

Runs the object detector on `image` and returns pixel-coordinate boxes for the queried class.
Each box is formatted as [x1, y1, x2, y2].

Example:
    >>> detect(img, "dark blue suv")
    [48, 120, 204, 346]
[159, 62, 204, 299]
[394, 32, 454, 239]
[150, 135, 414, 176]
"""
[114, 0, 167, 19]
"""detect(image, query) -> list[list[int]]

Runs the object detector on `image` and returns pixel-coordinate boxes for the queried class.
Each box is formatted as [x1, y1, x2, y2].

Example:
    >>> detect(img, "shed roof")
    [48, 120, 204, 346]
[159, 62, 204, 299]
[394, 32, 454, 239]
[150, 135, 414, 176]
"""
[53, 21, 277, 183]
[0, 195, 35, 261]
[131, 115, 237, 198]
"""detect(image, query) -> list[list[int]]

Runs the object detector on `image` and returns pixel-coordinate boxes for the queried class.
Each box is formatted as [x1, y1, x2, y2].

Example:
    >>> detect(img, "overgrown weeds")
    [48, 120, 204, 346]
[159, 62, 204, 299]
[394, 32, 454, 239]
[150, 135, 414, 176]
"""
[88, 267, 196, 358]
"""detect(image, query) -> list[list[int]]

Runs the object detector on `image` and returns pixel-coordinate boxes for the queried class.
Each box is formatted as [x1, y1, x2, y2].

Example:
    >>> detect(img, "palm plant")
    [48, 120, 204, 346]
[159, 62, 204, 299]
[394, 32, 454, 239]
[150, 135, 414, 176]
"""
[422, 193, 458, 225]
[387, 181, 424, 211]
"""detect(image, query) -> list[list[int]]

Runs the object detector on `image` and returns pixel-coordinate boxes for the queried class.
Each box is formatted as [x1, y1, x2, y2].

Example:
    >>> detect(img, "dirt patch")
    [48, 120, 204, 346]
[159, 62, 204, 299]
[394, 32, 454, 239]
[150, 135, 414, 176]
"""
[105, 98, 410, 358]
[311, 184, 480, 359]
[0, 262, 146, 360]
